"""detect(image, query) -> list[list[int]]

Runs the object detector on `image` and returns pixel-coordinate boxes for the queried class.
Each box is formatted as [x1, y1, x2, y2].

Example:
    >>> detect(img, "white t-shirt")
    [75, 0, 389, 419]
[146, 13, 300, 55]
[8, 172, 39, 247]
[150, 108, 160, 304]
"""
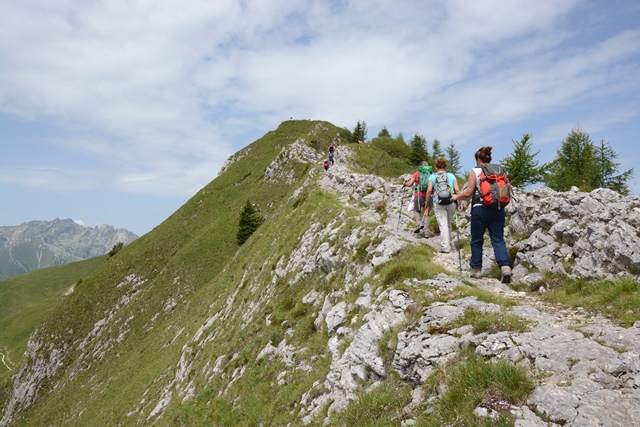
[472, 167, 483, 208]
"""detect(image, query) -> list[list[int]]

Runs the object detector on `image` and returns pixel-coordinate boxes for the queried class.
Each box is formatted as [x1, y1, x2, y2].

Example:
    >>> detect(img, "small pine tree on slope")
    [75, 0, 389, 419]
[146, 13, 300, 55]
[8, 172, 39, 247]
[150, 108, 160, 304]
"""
[237, 200, 262, 246]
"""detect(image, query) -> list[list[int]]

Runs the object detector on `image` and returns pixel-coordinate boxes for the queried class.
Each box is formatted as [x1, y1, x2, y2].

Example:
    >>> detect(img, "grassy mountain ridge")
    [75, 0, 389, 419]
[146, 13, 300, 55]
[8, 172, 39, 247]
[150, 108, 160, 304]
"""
[3, 120, 639, 426]
[1, 120, 357, 426]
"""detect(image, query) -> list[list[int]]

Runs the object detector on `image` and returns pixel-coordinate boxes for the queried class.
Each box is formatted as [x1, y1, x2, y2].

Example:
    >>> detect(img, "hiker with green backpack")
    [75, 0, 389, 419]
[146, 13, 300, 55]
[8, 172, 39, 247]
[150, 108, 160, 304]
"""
[426, 157, 460, 253]
[402, 161, 433, 236]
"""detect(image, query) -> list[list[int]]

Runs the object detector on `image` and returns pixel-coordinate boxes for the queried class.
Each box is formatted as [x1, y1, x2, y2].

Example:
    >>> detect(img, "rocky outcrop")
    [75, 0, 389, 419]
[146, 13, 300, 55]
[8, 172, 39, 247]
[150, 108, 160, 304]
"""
[299, 151, 640, 426]
[264, 141, 319, 184]
[506, 186, 640, 280]
[319, 155, 640, 281]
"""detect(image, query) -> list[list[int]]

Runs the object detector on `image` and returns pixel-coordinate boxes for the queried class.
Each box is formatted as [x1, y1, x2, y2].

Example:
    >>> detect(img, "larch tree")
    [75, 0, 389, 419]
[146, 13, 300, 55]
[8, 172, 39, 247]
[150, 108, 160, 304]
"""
[593, 139, 634, 195]
[444, 142, 462, 176]
[544, 127, 598, 192]
[378, 126, 391, 137]
[409, 133, 429, 166]
[500, 133, 546, 189]
[352, 120, 368, 143]
[431, 138, 444, 159]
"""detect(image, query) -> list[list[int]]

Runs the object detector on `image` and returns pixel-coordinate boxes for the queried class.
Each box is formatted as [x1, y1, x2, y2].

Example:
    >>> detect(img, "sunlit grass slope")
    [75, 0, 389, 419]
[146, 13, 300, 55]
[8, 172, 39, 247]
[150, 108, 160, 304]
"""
[0, 255, 107, 384]
[2, 120, 357, 426]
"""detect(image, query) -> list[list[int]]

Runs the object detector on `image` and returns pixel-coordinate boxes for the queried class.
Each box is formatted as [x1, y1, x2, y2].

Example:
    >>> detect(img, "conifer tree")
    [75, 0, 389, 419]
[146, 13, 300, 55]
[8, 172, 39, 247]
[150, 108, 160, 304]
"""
[544, 127, 598, 192]
[409, 133, 429, 166]
[237, 200, 262, 246]
[500, 133, 546, 189]
[352, 120, 368, 143]
[396, 132, 405, 143]
[378, 126, 391, 137]
[431, 138, 444, 159]
[593, 139, 633, 195]
[108, 242, 124, 257]
[444, 142, 462, 175]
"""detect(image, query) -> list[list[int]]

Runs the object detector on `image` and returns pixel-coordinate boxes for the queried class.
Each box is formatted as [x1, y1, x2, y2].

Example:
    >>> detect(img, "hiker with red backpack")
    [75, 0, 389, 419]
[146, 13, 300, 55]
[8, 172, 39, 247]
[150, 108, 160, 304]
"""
[426, 157, 460, 253]
[403, 161, 433, 236]
[452, 146, 513, 283]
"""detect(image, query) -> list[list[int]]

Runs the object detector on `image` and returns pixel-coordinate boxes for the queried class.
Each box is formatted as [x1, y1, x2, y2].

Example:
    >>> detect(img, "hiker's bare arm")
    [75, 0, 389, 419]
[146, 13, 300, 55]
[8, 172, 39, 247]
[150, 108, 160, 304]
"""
[404, 178, 416, 187]
[453, 173, 475, 201]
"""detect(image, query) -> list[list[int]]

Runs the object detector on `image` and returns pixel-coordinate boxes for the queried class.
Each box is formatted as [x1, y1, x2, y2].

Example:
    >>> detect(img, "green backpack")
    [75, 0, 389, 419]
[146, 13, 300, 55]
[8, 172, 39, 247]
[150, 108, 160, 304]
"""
[417, 165, 433, 192]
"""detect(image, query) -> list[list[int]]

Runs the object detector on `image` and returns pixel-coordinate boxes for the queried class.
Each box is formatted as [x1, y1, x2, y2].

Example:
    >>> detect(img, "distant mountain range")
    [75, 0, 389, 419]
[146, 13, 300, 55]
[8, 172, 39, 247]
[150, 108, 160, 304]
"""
[0, 218, 138, 280]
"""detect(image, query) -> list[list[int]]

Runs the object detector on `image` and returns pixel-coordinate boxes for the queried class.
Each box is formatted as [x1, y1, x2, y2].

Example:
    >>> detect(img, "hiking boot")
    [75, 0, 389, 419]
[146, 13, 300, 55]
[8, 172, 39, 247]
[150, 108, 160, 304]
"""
[501, 266, 512, 284]
[470, 268, 483, 279]
[413, 225, 424, 233]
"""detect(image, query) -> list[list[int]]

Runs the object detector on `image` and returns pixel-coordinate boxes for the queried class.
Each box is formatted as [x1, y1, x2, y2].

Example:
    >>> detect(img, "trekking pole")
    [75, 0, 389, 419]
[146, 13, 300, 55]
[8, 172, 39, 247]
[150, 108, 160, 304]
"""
[455, 202, 462, 273]
[397, 184, 406, 231]
[417, 185, 424, 229]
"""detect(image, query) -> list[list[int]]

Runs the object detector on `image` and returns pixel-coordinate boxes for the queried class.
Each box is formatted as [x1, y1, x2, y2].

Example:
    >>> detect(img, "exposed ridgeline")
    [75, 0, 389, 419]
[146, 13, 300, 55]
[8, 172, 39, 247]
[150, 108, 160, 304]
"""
[0, 219, 138, 280]
[1, 120, 639, 427]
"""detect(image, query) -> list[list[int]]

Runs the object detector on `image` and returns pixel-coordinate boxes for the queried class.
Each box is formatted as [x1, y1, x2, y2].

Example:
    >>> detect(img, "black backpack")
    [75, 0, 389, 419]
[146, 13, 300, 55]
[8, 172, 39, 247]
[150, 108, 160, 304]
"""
[434, 171, 453, 205]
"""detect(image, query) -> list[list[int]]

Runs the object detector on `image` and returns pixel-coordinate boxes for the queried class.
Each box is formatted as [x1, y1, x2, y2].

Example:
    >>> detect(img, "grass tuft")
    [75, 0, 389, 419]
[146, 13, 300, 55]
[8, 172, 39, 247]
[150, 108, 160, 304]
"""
[325, 379, 412, 427]
[534, 275, 640, 327]
[448, 307, 531, 335]
[418, 346, 535, 426]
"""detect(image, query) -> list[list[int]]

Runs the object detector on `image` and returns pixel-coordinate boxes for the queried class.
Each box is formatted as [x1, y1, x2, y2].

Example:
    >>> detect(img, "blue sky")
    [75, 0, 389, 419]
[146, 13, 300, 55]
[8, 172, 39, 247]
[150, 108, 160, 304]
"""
[1, 0, 639, 236]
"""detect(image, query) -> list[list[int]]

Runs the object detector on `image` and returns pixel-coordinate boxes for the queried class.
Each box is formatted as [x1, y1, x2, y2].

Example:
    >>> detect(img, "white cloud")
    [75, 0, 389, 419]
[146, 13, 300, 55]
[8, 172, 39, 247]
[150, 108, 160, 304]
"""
[0, 165, 100, 192]
[1, 0, 638, 201]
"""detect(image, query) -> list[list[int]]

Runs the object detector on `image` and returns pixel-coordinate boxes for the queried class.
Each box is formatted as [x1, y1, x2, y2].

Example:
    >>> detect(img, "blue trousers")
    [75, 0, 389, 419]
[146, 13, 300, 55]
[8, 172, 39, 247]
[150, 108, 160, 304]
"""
[469, 205, 512, 269]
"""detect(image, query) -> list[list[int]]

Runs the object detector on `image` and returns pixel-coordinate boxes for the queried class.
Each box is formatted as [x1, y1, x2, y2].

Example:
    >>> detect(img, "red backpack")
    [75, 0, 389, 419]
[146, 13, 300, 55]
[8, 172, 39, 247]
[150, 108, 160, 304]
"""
[477, 164, 511, 209]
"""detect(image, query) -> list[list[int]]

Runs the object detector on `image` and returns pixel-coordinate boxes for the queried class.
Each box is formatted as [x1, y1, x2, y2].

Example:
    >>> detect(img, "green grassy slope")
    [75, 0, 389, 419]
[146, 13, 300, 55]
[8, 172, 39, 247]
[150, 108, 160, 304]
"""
[1, 120, 359, 426]
[0, 255, 107, 384]
[3, 120, 638, 426]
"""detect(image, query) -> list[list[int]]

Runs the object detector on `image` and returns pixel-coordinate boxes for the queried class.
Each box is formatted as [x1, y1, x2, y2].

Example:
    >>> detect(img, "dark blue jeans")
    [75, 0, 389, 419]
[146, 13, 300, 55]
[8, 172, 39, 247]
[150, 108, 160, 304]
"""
[469, 205, 512, 269]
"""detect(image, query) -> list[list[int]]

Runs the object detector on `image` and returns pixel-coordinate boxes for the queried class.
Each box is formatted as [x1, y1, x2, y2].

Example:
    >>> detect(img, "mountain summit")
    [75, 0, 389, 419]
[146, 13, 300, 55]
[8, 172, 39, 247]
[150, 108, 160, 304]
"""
[0, 218, 138, 280]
